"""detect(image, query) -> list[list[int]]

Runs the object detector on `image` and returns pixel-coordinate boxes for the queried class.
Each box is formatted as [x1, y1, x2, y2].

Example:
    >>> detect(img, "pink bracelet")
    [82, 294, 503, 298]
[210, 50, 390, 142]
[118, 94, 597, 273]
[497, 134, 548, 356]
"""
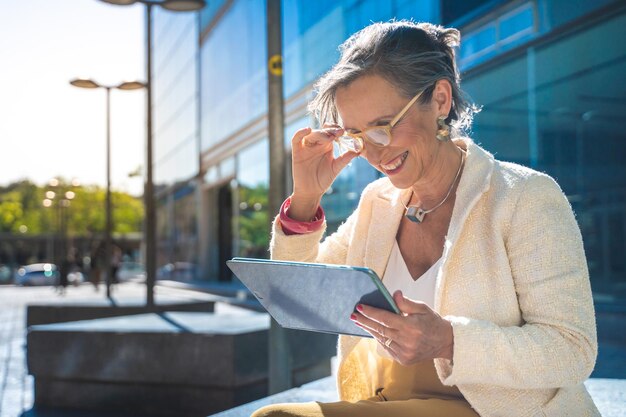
[279, 197, 325, 235]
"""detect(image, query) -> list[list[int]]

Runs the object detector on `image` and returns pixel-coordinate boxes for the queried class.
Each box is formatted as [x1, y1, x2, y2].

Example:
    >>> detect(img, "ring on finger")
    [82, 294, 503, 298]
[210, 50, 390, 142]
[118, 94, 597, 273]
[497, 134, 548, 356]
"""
[384, 338, 393, 348]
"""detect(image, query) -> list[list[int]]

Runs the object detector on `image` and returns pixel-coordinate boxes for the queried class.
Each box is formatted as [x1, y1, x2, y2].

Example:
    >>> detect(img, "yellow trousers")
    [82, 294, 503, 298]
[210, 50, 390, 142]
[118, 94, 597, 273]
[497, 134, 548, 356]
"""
[252, 339, 479, 417]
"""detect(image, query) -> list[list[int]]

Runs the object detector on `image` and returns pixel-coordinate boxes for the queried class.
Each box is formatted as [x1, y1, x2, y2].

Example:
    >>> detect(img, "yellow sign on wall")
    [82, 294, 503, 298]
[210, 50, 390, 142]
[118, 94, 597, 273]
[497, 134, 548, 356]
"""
[268, 55, 283, 76]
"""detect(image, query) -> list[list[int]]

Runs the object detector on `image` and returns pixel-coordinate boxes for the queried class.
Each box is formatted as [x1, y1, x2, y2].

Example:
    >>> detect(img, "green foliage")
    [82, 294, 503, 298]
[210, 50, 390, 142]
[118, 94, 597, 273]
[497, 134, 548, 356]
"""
[0, 198, 23, 233]
[237, 184, 269, 258]
[0, 179, 144, 236]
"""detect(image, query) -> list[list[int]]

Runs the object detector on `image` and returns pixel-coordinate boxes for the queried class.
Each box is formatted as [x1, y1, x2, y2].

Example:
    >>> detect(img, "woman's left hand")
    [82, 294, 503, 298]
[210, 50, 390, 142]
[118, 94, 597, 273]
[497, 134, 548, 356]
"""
[351, 290, 454, 365]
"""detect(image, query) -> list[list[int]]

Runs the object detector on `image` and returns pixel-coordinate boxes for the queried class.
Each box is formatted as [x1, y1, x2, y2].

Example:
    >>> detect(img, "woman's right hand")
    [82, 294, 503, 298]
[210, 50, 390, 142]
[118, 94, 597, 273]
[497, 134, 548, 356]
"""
[288, 126, 359, 221]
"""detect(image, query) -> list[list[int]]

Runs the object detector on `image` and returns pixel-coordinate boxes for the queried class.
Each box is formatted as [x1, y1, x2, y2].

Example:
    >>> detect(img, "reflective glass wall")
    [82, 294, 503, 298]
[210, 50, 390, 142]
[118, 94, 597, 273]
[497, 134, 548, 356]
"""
[154, 0, 625, 292]
[153, 9, 199, 271]
[463, 6, 626, 294]
[200, 0, 267, 149]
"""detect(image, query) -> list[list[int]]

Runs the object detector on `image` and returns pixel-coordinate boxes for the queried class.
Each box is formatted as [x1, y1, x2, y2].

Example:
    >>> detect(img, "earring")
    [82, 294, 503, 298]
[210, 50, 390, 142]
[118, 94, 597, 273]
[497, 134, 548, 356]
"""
[436, 115, 450, 142]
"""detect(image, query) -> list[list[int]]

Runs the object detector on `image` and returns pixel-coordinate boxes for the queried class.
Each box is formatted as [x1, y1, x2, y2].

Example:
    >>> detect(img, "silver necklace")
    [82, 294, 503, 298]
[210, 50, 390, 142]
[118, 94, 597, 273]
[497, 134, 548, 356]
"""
[403, 150, 465, 223]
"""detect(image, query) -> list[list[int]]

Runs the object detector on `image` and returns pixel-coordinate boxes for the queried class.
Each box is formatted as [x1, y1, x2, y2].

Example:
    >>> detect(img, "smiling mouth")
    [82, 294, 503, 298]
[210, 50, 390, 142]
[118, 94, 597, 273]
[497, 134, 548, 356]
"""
[381, 151, 408, 173]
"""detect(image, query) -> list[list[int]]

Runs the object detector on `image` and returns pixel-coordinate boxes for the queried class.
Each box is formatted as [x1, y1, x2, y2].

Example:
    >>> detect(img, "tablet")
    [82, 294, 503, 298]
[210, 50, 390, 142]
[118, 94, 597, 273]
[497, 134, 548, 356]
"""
[226, 257, 400, 338]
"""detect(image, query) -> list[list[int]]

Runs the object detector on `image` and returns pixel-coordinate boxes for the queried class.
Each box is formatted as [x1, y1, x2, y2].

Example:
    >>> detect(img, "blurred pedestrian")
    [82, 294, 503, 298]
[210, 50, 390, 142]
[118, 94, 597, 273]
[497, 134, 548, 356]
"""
[56, 255, 70, 296]
[111, 245, 122, 285]
[90, 241, 105, 292]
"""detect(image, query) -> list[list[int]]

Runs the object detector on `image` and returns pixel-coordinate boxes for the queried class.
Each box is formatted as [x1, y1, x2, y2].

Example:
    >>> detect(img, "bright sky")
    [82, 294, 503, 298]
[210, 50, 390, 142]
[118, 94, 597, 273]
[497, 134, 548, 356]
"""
[0, 0, 146, 196]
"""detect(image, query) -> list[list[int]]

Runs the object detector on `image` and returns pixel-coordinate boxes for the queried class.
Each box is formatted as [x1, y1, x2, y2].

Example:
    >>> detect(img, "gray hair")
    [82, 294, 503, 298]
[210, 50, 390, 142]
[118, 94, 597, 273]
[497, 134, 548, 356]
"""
[308, 20, 479, 135]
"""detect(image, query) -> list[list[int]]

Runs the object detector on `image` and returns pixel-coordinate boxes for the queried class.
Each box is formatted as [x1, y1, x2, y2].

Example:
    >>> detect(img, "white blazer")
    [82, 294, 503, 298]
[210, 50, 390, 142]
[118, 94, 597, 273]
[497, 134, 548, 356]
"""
[270, 138, 600, 417]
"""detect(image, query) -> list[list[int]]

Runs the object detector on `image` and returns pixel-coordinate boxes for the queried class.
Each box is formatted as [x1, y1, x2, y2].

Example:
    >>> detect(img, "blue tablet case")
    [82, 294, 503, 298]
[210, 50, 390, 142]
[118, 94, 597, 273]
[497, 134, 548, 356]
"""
[226, 257, 399, 338]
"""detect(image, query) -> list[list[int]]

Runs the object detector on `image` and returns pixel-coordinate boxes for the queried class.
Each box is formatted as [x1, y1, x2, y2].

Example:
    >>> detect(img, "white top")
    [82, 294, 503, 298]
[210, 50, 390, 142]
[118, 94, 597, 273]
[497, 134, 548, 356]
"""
[382, 240, 440, 309]
[374, 240, 441, 358]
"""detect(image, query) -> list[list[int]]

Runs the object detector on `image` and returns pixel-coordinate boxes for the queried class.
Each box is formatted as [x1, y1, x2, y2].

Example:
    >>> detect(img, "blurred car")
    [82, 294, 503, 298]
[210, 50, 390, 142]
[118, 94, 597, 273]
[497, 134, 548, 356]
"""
[0, 265, 13, 284]
[116, 261, 146, 282]
[15, 263, 59, 286]
[157, 262, 197, 281]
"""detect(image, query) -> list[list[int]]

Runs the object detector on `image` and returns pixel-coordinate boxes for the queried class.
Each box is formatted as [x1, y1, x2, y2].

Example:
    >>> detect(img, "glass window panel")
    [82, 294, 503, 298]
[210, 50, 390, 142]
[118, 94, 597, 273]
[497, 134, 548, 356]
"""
[500, 5, 534, 41]
[288, 6, 344, 98]
[460, 24, 497, 61]
[204, 166, 219, 185]
[221, 157, 236, 179]
[236, 139, 269, 258]
[545, 0, 616, 29]
[173, 190, 198, 266]
[153, 11, 199, 189]
[463, 54, 530, 164]
[533, 14, 626, 292]
[200, 0, 267, 149]
[441, 0, 497, 24]
[322, 156, 379, 233]
[155, 136, 198, 186]
[237, 139, 269, 189]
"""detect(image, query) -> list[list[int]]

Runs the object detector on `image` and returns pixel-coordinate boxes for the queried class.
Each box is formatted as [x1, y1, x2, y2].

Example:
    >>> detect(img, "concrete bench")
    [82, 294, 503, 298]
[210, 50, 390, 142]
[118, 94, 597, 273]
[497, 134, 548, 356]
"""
[26, 295, 215, 326]
[209, 377, 626, 417]
[27, 307, 336, 416]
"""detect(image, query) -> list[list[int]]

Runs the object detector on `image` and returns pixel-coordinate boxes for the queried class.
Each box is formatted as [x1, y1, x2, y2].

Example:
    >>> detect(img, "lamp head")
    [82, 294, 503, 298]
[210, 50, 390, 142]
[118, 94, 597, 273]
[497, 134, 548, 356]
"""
[117, 80, 147, 90]
[70, 78, 101, 89]
[161, 0, 206, 12]
[99, 0, 137, 5]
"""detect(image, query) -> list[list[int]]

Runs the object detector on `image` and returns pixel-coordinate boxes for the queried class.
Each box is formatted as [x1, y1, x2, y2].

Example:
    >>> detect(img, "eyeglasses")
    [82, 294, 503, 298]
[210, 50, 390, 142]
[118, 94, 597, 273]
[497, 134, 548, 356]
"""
[336, 89, 425, 154]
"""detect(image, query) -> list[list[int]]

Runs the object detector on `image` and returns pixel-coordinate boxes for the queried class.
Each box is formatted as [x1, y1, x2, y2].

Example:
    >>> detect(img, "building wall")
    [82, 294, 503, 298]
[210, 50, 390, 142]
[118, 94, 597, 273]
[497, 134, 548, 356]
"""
[152, 0, 626, 298]
[460, 2, 626, 294]
[152, 9, 200, 272]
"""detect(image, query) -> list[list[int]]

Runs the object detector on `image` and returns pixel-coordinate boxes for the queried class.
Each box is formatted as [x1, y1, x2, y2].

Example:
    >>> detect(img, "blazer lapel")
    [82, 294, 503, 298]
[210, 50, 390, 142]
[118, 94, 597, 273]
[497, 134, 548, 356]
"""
[434, 138, 495, 310]
[363, 185, 408, 280]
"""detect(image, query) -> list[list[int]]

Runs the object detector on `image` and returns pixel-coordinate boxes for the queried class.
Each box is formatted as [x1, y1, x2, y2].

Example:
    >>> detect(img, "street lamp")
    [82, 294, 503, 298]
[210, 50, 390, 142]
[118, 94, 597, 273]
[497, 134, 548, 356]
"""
[42, 179, 77, 280]
[70, 78, 145, 299]
[98, 0, 206, 307]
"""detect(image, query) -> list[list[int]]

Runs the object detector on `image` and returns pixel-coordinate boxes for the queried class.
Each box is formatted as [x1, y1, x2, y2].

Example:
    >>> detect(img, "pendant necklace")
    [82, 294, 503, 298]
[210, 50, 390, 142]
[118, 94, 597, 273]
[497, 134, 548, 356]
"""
[403, 150, 465, 224]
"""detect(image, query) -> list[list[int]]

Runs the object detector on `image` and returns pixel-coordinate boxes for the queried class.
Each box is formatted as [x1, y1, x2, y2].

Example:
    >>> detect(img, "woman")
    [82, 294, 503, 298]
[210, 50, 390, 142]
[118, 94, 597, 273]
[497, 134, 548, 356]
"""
[253, 21, 599, 417]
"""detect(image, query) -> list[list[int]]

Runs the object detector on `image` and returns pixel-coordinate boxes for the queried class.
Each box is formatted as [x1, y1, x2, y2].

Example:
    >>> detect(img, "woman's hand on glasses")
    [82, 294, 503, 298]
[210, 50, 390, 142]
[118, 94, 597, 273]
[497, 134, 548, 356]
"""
[288, 126, 359, 221]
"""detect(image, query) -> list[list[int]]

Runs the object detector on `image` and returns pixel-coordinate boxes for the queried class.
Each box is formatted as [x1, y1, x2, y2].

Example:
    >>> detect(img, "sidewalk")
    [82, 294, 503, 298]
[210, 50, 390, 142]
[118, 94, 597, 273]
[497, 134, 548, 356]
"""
[0, 282, 221, 417]
[0, 295, 31, 417]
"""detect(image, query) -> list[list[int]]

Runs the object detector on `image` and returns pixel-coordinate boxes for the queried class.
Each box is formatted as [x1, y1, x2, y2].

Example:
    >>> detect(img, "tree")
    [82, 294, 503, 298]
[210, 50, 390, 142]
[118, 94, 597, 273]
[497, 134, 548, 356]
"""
[0, 179, 144, 236]
[237, 183, 269, 258]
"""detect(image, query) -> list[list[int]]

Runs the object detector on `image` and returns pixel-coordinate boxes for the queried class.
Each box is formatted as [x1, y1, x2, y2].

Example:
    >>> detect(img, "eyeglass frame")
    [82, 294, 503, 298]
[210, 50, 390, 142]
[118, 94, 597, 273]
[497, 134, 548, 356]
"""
[335, 88, 427, 154]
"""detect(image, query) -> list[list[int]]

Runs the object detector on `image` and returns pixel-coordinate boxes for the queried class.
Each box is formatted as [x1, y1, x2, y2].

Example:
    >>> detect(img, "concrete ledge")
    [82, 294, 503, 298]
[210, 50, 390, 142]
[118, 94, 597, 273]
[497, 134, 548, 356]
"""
[209, 377, 626, 417]
[584, 378, 626, 417]
[209, 376, 337, 417]
[27, 311, 336, 416]
[27, 298, 215, 326]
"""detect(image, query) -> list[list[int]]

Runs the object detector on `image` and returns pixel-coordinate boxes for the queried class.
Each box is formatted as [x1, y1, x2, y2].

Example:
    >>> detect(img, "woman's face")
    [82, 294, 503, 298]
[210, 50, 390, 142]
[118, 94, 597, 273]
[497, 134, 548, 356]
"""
[335, 75, 444, 190]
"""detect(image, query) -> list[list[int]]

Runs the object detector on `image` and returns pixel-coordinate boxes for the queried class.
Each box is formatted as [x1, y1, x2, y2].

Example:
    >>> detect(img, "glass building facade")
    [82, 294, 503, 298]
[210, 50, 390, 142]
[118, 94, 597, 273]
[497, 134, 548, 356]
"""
[151, 0, 626, 298]
[152, 9, 200, 272]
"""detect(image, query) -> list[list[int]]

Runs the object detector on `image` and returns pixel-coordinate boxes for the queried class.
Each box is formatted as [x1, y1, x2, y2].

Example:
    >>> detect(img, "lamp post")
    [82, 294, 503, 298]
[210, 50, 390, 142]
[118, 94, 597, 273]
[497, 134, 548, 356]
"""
[43, 178, 78, 284]
[70, 78, 145, 298]
[98, 0, 206, 307]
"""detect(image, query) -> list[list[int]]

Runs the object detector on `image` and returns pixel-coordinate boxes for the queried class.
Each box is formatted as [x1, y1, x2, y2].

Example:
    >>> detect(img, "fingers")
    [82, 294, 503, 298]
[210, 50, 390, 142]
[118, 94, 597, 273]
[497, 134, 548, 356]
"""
[351, 309, 399, 342]
[393, 290, 430, 315]
[332, 150, 359, 175]
[291, 126, 346, 149]
[291, 127, 312, 146]
[355, 303, 405, 330]
[351, 312, 402, 359]
[352, 295, 448, 366]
